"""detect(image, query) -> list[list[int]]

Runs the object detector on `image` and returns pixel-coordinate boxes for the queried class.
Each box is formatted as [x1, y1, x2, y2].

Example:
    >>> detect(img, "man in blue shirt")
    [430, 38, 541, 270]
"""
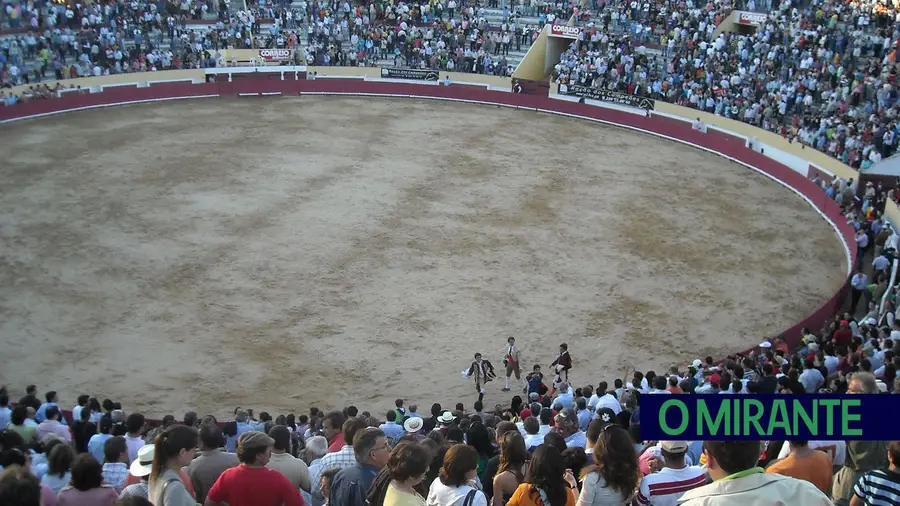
[379, 411, 404, 444]
[330, 428, 391, 506]
[553, 382, 574, 410]
[554, 409, 587, 448]
[36, 391, 63, 425]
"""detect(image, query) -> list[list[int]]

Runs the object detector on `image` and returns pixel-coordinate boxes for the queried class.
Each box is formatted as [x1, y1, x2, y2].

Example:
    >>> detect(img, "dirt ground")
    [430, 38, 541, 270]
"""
[0, 97, 846, 418]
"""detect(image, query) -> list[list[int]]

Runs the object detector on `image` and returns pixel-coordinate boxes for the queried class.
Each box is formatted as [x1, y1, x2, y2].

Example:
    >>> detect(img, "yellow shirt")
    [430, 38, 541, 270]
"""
[384, 483, 425, 506]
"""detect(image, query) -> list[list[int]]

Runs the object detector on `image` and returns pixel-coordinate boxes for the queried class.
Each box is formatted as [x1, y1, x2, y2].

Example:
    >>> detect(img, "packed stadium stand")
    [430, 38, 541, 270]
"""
[2, 0, 900, 505]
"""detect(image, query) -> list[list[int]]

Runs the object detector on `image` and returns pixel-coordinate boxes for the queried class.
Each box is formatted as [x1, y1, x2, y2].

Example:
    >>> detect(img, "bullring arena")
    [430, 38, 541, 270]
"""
[0, 69, 852, 418]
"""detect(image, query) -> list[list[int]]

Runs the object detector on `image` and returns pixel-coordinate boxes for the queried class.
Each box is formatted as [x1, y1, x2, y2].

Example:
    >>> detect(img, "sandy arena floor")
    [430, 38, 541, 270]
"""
[0, 97, 846, 418]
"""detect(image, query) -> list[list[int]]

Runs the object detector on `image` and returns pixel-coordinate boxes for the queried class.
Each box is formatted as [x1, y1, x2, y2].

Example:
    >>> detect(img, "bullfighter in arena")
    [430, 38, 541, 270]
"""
[464, 353, 497, 403]
[502, 336, 525, 392]
[550, 343, 573, 383]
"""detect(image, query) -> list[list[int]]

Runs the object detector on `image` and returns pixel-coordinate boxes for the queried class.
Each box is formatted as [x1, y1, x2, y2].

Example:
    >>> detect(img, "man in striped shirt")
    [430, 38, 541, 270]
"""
[636, 441, 707, 506]
[852, 441, 900, 506]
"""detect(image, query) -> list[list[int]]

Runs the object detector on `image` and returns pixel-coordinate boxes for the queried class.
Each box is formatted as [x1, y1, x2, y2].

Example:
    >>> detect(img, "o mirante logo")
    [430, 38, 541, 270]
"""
[640, 395, 892, 441]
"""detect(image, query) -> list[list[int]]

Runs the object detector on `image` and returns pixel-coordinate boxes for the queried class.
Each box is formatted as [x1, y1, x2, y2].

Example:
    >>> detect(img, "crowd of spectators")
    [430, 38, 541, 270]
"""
[554, 0, 900, 173]
[296, 0, 555, 75]
[0, 0, 561, 92]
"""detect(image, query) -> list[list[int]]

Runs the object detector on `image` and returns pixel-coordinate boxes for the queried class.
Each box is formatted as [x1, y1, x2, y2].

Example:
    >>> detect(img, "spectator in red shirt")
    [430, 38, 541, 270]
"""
[323, 411, 346, 453]
[204, 431, 304, 506]
[834, 321, 853, 347]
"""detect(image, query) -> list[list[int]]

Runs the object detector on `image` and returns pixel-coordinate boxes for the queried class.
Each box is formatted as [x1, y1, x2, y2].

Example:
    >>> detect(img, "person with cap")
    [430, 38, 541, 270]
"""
[225, 409, 255, 453]
[437, 411, 457, 434]
[120, 445, 154, 500]
[266, 425, 311, 494]
[678, 441, 832, 506]
[635, 441, 706, 506]
[381, 410, 406, 445]
[553, 409, 586, 449]
[330, 428, 391, 506]
[187, 424, 239, 504]
[205, 430, 304, 506]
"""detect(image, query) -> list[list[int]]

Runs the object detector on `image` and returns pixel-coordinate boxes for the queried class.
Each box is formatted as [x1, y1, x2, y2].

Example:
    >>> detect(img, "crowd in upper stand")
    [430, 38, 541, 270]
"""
[553, 0, 900, 170]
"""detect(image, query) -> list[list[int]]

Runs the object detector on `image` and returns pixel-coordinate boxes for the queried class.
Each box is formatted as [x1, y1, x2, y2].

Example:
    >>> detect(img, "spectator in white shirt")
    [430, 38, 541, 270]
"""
[591, 382, 622, 415]
[522, 416, 544, 451]
[125, 413, 146, 464]
[0, 394, 10, 429]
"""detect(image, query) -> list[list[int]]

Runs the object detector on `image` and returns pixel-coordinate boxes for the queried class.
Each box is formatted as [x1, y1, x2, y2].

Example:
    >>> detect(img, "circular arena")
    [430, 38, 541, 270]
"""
[0, 87, 847, 418]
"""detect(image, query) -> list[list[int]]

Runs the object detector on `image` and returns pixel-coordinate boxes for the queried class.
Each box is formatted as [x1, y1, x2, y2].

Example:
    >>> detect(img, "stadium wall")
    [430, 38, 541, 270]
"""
[2, 69, 859, 419]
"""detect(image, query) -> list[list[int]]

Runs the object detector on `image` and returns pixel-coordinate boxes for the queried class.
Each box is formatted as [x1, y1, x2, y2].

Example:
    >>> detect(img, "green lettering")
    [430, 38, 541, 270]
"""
[732, 398, 738, 436]
[660, 399, 689, 436]
[698, 399, 728, 436]
[819, 399, 840, 436]
[743, 399, 765, 436]
[842, 399, 863, 437]
[767, 399, 791, 436]
[793, 399, 818, 435]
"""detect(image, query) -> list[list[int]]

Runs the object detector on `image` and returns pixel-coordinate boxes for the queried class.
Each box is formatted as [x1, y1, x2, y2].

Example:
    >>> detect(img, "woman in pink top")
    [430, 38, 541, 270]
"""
[57, 454, 118, 506]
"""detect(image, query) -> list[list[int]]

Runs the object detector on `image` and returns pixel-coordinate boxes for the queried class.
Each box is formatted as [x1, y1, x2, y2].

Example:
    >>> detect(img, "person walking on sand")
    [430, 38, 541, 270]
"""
[504, 337, 525, 393]
[465, 353, 497, 403]
[551, 344, 573, 384]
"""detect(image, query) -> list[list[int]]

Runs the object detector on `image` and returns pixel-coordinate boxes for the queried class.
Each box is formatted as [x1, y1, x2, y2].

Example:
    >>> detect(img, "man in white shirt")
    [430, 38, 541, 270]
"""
[636, 441, 707, 506]
[592, 381, 622, 414]
[125, 413, 146, 463]
[522, 416, 544, 451]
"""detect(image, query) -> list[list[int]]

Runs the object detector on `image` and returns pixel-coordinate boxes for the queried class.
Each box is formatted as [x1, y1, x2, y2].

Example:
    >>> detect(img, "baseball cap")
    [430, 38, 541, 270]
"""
[238, 431, 274, 451]
[708, 373, 721, 385]
[660, 441, 689, 453]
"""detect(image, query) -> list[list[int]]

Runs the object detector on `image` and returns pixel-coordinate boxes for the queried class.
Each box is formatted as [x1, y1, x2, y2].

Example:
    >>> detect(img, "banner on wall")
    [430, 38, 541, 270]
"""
[558, 83, 655, 110]
[549, 24, 583, 39]
[259, 49, 293, 62]
[380, 67, 440, 81]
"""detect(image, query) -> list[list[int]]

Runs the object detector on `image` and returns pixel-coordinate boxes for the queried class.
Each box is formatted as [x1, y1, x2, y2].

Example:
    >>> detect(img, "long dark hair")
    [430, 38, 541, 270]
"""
[497, 432, 527, 482]
[150, 425, 199, 485]
[524, 446, 569, 506]
[465, 422, 494, 458]
[581, 425, 639, 498]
